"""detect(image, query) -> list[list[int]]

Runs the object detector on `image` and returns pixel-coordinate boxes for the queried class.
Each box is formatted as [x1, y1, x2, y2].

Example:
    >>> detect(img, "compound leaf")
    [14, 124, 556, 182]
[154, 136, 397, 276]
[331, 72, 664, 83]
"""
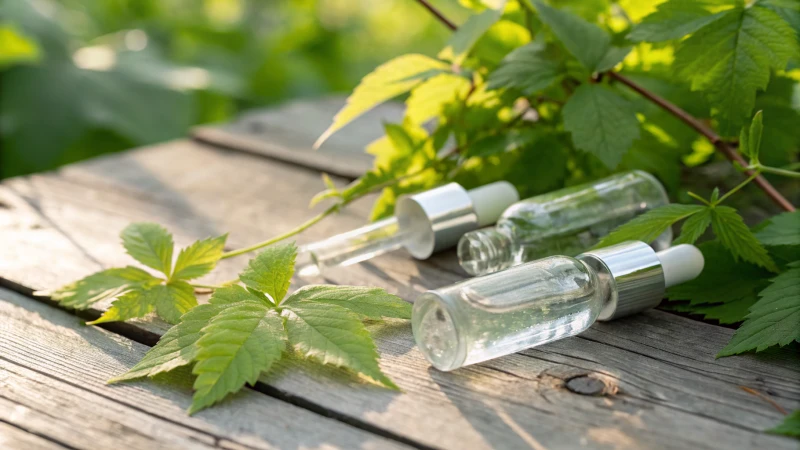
[595, 204, 706, 249]
[152, 281, 199, 325]
[41, 266, 159, 310]
[711, 206, 777, 272]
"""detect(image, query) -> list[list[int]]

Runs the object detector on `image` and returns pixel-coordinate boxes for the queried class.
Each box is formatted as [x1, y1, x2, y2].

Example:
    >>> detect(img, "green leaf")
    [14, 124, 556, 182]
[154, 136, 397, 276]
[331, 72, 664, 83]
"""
[0, 23, 40, 68]
[239, 242, 298, 303]
[756, 211, 800, 247]
[42, 266, 159, 309]
[595, 204, 706, 249]
[486, 42, 562, 95]
[151, 281, 199, 325]
[190, 302, 286, 414]
[315, 54, 450, 147]
[464, 129, 540, 158]
[209, 284, 270, 306]
[674, 4, 799, 134]
[666, 241, 770, 323]
[86, 290, 154, 325]
[718, 264, 800, 356]
[740, 110, 764, 163]
[121, 223, 175, 276]
[471, 20, 532, 66]
[439, 3, 506, 65]
[674, 208, 712, 244]
[768, 410, 800, 438]
[710, 206, 777, 272]
[533, 1, 612, 71]
[109, 304, 222, 383]
[171, 234, 228, 281]
[594, 46, 632, 72]
[761, 0, 800, 39]
[627, 0, 730, 42]
[562, 84, 641, 168]
[405, 73, 471, 125]
[283, 285, 411, 320]
[282, 302, 397, 389]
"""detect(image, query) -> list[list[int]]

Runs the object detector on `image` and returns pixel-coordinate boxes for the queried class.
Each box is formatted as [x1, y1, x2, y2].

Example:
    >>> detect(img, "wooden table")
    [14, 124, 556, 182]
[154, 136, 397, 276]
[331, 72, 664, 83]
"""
[1, 97, 798, 450]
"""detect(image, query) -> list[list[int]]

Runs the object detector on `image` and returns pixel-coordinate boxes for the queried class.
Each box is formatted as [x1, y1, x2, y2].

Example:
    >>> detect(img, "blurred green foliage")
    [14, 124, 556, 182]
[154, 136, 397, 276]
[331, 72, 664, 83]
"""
[0, 0, 455, 178]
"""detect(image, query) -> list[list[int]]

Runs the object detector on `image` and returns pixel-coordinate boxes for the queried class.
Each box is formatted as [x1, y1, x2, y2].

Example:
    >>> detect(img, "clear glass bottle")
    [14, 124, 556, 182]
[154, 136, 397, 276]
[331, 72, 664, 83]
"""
[413, 242, 704, 371]
[294, 182, 520, 277]
[458, 170, 671, 276]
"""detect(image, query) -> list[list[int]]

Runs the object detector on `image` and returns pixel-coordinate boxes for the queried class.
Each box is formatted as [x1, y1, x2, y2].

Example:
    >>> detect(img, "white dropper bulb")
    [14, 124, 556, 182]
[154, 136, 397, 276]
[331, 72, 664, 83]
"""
[656, 244, 704, 288]
[467, 181, 520, 227]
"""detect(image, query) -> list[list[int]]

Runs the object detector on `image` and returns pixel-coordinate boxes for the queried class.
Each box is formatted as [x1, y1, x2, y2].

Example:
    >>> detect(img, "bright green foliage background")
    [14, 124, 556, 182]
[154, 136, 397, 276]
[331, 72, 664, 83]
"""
[0, 0, 457, 178]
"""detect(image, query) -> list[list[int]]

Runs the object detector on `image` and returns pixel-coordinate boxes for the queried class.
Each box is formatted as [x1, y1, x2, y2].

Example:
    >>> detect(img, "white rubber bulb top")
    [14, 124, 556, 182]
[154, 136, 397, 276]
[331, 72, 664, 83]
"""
[467, 181, 520, 227]
[656, 244, 705, 288]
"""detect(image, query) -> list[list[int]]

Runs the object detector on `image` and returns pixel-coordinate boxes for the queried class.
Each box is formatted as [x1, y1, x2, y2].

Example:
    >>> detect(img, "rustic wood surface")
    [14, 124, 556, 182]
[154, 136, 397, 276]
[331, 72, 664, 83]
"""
[0, 98, 798, 449]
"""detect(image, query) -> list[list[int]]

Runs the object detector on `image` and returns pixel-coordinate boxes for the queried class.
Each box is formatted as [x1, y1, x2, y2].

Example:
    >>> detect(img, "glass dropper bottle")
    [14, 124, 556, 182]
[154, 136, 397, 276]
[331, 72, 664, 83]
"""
[458, 170, 671, 276]
[295, 182, 520, 276]
[412, 241, 704, 371]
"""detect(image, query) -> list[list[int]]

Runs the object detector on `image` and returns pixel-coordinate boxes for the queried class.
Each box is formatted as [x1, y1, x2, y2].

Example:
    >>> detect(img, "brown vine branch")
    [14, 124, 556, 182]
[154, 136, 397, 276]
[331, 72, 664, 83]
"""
[608, 72, 795, 212]
[414, 0, 795, 212]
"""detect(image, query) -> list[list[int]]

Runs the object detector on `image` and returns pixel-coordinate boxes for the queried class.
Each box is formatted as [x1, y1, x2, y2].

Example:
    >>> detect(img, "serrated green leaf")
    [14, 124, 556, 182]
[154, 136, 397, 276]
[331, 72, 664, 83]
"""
[666, 241, 771, 310]
[627, 0, 730, 42]
[315, 54, 450, 147]
[41, 266, 159, 310]
[109, 304, 222, 383]
[674, 296, 759, 324]
[486, 42, 562, 95]
[152, 281, 199, 325]
[439, 4, 505, 65]
[282, 302, 397, 389]
[746, 110, 763, 162]
[239, 243, 298, 303]
[756, 211, 800, 247]
[594, 46, 632, 72]
[533, 1, 611, 71]
[405, 73, 471, 126]
[674, 208, 712, 244]
[718, 265, 800, 356]
[761, 0, 800, 39]
[710, 206, 777, 272]
[595, 204, 706, 249]
[768, 410, 800, 438]
[283, 285, 411, 320]
[171, 234, 228, 281]
[465, 129, 540, 158]
[674, 5, 799, 134]
[190, 302, 286, 414]
[87, 290, 154, 325]
[471, 20, 532, 66]
[209, 284, 271, 306]
[121, 223, 175, 276]
[563, 84, 641, 168]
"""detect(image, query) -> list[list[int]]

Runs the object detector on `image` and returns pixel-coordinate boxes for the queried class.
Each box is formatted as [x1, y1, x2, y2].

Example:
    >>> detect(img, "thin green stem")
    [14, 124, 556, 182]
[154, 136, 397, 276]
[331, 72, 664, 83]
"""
[715, 172, 760, 205]
[687, 191, 710, 206]
[755, 165, 800, 179]
[220, 205, 337, 259]
[782, 162, 800, 171]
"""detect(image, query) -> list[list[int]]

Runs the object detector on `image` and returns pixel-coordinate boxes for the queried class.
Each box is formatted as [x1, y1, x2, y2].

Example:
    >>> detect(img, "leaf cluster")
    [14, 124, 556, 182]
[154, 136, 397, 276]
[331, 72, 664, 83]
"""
[42, 223, 228, 325]
[110, 242, 410, 414]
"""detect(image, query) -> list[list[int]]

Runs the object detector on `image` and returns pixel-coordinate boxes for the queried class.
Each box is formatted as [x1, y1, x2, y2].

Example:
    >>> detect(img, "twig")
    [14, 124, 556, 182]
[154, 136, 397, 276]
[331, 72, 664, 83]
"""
[608, 72, 795, 212]
[740, 386, 789, 415]
[412, 0, 796, 212]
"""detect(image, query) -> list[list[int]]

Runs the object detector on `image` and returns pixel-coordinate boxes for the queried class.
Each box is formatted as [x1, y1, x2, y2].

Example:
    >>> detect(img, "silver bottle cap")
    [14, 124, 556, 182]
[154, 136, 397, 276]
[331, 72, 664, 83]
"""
[578, 241, 665, 321]
[396, 183, 479, 259]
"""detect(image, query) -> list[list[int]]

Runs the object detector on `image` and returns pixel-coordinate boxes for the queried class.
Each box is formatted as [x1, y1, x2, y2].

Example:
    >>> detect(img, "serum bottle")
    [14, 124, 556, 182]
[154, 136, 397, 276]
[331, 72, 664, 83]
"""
[295, 182, 520, 276]
[458, 171, 671, 276]
[412, 241, 704, 371]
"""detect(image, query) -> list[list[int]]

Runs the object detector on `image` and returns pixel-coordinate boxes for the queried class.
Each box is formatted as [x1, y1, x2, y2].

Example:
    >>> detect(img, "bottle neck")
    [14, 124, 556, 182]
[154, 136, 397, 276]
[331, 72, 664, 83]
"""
[457, 226, 517, 276]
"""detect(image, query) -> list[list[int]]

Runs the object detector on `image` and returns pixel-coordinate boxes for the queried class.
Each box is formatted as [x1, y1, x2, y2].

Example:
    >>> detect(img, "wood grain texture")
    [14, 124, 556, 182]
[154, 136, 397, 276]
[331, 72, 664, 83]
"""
[0, 421, 66, 450]
[1, 138, 798, 449]
[192, 96, 404, 178]
[0, 286, 408, 450]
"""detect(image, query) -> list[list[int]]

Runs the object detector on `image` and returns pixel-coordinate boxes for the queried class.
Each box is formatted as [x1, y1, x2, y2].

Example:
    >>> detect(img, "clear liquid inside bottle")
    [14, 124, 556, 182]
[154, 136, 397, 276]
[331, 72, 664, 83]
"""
[458, 170, 671, 276]
[412, 256, 610, 371]
[295, 217, 411, 277]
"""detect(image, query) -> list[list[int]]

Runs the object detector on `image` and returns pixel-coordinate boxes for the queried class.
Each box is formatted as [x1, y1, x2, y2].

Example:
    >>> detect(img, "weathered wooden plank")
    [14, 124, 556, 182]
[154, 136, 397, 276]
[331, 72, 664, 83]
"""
[192, 96, 404, 178]
[0, 286, 409, 450]
[0, 421, 65, 450]
[1, 140, 798, 449]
